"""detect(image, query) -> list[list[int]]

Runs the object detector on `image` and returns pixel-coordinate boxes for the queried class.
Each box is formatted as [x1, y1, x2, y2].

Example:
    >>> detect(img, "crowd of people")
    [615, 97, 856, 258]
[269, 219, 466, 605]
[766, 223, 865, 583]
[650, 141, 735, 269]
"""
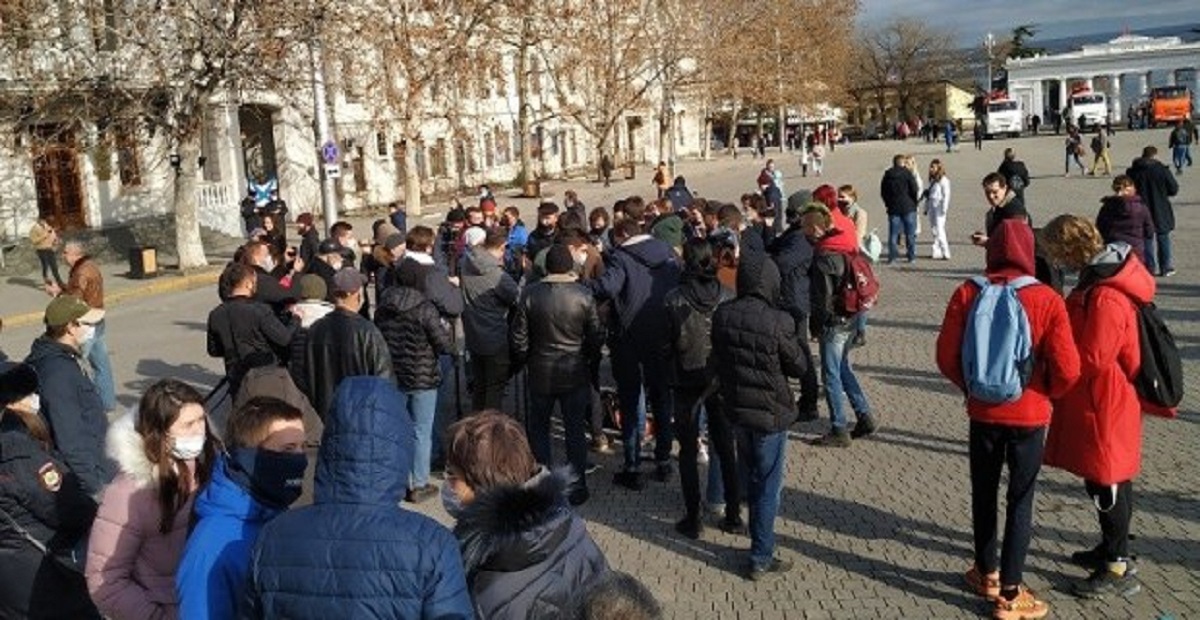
[0, 125, 1186, 619]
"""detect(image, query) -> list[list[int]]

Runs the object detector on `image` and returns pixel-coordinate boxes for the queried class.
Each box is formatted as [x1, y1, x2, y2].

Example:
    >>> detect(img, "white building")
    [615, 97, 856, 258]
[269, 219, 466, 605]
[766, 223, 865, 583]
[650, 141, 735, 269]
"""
[1006, 34, 1200, 122]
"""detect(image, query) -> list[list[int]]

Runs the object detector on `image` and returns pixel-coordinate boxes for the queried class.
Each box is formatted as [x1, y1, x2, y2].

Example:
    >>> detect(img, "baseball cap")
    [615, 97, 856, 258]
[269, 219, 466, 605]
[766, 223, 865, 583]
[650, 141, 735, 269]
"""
[383, 232, 406, 252]
[44, 295, 104, 328]
[331, 268, 367, 294]
[297, 274, 328, 301]
[464, 226, 486, 248]
[318, 239, 342, 255]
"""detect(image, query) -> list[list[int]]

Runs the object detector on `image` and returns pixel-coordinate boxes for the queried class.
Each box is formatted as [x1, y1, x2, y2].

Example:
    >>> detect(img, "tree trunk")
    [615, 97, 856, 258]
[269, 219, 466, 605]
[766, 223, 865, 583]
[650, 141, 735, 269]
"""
[403, 132, 423, 217]
[516, 34, 534, 185]
[727, 106, 741, 155]
[702, 115, 712, 160]
[173, 134, 207, 270]
[777, 104, 787, 153]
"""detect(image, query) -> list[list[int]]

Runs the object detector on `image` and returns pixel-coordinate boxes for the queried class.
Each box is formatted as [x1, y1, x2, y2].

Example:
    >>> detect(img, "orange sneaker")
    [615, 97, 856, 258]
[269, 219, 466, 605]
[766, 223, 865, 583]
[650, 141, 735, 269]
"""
[993, 586, 1049, 620]
[965, 565, 1000, 600]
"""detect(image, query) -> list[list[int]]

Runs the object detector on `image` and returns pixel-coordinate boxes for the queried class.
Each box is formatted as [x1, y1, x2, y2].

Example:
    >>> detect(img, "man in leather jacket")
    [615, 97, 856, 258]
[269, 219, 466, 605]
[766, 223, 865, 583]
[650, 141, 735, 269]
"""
[303, 268, 394, 418]
[511, 244, 605, 506]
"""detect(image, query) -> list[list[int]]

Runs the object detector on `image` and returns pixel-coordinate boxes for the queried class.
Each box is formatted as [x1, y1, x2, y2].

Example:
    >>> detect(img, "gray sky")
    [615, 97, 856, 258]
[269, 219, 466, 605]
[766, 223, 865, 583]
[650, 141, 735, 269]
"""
[858, 0, 1199, 45]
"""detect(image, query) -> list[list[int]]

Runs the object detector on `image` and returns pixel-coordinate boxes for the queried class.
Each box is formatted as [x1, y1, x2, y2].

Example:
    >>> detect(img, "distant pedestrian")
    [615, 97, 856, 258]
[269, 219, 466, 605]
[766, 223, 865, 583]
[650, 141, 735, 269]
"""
[997, 148, 1030, 203]
[926, 159, 952, 260]
[1096, 175, 1155, 264]
[1065, 127, 1087, 176]
[653, 161, 670, 198]
[27, 218, 63, 287]
[1168, 120, 1192, 174]
[1089, 127, 1112, 176]
[1126, 146, 1179, 276]
[600, 154, 615, 187]
[46, 240, 115, 411]
[944, 120, 956, 152]
[973, 122, 984, 150]
[880, 154, 920, 264]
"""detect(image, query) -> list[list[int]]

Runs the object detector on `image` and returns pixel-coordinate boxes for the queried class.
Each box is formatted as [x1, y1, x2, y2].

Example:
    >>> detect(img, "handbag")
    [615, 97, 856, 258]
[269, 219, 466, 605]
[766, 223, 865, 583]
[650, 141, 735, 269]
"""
[0, 505, 85, 573]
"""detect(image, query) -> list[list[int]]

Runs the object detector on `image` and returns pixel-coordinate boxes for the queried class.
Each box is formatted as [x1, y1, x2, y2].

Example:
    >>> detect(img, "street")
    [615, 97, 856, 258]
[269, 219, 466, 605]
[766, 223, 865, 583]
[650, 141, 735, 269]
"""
[2, 130, 1198, 619]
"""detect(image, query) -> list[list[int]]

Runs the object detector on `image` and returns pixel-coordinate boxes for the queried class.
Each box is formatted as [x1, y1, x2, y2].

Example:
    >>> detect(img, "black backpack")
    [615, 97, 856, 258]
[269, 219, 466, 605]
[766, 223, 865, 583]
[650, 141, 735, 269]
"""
[1132, 302, 1184, 408]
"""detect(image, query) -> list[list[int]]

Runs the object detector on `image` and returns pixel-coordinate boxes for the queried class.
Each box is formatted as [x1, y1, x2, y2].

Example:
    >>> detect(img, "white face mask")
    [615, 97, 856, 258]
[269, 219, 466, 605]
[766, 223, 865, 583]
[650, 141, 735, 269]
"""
[261, 256, 276, 273]
[170, 435, 206, 460]
[76, 324, 96, 345]
[24, 394, 40, 415]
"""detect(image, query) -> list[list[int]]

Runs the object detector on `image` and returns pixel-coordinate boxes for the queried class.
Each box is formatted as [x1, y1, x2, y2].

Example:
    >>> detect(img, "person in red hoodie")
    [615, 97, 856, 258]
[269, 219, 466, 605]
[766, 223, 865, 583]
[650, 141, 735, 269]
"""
[936, 219, 1080, 620]
[1039, 214, 1164, 599]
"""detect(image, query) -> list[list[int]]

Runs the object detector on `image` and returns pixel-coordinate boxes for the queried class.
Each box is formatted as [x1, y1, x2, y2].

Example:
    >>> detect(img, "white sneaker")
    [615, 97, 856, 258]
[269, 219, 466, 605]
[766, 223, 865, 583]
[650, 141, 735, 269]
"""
[697, 442, 709, 465]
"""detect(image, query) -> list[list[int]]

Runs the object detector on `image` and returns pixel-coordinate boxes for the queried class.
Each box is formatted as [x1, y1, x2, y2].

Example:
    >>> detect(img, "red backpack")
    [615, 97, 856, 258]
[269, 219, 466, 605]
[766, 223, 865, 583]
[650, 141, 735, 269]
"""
[837, 252, 880, 316]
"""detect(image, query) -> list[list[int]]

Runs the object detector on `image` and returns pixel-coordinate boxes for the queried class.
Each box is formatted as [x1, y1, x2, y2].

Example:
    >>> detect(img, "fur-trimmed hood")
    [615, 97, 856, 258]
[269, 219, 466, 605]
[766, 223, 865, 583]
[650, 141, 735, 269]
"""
[106, 410, 159, 487]
[454, 466, 574, 572]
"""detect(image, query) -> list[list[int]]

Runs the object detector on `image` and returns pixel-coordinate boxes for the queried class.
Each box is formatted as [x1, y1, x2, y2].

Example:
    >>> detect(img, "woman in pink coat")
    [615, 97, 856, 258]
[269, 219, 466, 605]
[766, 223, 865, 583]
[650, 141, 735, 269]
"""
[87, 380, 216, 620]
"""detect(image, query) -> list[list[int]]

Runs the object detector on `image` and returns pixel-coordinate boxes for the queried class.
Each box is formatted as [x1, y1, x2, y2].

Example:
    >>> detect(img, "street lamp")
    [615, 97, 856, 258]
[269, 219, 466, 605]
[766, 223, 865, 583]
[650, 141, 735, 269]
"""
[984, 32, 996, 96]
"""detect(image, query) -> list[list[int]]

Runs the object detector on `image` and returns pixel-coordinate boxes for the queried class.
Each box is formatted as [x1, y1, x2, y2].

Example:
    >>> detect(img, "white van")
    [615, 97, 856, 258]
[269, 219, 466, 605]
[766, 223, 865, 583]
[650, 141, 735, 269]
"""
[984, 99, 1023, 138]
[1069, 91, 1108, 127]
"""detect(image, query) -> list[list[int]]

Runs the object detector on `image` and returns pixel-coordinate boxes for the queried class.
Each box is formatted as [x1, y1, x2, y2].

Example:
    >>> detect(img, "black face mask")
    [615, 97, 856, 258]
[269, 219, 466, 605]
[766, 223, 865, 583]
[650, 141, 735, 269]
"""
[227, 447, 308, 509]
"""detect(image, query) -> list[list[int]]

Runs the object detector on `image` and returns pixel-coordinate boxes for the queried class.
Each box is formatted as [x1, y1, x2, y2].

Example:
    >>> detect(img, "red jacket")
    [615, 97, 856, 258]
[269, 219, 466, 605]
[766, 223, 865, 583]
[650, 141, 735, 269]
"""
[1044, 251, 1156, 484]
[816, 208, 860, 255]
[936, 220, 1080, 427]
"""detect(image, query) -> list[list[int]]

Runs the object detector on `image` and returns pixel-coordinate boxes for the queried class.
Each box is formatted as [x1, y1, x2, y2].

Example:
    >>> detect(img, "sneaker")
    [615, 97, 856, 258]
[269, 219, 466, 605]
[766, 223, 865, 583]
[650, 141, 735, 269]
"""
[796, 399, 820, 422]
[1072, 566, 1141, 599]
[705, 502, 726, 517]
[718, 515, 747, 535]
[613, 470, 644, 491]
[405, 484, 438, 504]
[567, 486, 590, 507]
[674, 515, 703, 540]
[809, 431, 851, 448]
[651, 461, 674, 482]
[992, 586, 1049, 620]
[1163, 268, 1177, 277]
[591, 435, 614, 454]
[851, 331, 867, 348]
[849, 418, 878, 439]
[747, 557, 794, 581]
[697, 442, 709, 465]
[964, 565, 1000, 600]
[1070, 546, 1138, 574]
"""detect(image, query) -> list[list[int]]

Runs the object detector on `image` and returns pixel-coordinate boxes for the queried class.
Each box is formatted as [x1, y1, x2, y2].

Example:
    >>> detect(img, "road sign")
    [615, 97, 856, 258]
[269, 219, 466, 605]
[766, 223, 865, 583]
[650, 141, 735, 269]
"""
[324, 163, 341, 179]
[321, 141, 339, 164]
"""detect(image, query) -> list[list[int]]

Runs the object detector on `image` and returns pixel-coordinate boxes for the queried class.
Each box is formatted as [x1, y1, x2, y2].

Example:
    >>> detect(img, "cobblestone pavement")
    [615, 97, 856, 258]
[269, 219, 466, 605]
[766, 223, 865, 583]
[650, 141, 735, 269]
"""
[2, 129, 1195, 619]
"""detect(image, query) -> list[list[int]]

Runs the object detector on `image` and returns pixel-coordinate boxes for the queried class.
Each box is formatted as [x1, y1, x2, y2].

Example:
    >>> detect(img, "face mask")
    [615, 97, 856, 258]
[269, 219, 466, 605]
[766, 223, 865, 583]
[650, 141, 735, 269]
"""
[261, 256, 276, 273]
[24, 393, 40, 415]
[76, 324, 96, 345]
[441, 481, 464, 519]
[170, 434, 206, 460]
[228, 447, 308, 509]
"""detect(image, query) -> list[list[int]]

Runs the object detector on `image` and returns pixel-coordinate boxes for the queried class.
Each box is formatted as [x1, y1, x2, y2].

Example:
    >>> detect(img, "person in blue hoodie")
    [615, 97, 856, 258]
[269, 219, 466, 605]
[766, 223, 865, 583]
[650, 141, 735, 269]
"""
[175, 397, 308, 620]
[242, 376, 473, 619]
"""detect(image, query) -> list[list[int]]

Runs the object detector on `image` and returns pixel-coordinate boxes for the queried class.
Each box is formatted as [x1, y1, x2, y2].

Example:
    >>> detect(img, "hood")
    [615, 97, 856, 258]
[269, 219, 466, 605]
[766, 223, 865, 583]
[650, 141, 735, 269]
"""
[736, 250, 781, 303]
[462, 246, 502, 278]
[26, 336, 79, 366]
[1128, 157, 1154, 172]
[785, 190, 813, 220]
[620, 234, 677, 268]
[1078, 243, 1156, 304]
[650, 214, 684, 248]
[985, 219, 1036, 279]
[193, 455, 280, 524]
[378, 284, 427, 314]
[671, 176, 687, 189]
[107, 410, 158, 487]
[679, 276, 727, 312]
[314, 376, 413, 506]
[454, 466, 573, 573]
[294, 300, 334, 329]
[816, 208, 860, 255]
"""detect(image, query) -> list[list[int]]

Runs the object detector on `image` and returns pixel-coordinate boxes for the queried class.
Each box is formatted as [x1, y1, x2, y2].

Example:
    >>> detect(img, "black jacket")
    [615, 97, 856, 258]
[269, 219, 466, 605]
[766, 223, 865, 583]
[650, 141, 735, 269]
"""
[997, 158, 1031, 199]
[461, 247, 519, 357]
[524, 227, 557, 267]
[512, 275, 604, 395]
[455, 468, 608, 620]
[251, 267, 298, 312]
[206, 296, 296, 394]
[880, 165, 920, 216]
[662, 276, 732, 389]
[307, 257, 339, 302]
[24, 338, 115, 497]
[394, 255, 464, 319]
[769, 226, 815, 330]
[0, 416, 100, 619]
[1126, 156, 1179, 233]
[297, 229, 321, 268]
[712, 256, 807, 433]
[374, 287, 453, 391]
[303, 308, 394, 418]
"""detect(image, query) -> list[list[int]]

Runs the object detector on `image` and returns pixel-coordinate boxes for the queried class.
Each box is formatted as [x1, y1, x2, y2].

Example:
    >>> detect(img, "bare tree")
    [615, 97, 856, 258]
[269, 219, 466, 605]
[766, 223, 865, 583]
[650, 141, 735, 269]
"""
[852, 18, 961, 125]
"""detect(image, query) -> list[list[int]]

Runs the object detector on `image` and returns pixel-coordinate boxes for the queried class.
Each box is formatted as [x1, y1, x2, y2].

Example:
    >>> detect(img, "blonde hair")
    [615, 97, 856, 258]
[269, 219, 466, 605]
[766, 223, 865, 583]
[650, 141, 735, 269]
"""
[1040, 214, 1104, 271]
[837, 184, 858, 202]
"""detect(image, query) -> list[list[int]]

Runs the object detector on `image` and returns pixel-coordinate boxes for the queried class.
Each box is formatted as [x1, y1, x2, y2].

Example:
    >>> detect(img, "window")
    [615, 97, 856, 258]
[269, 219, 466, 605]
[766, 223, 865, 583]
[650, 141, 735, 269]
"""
[415, 142, 427, 180]
[376, 131, 388, 157]
[483, 132, 494, 168]
[430, 139, 447, 177]
[115, 121, 141, 187]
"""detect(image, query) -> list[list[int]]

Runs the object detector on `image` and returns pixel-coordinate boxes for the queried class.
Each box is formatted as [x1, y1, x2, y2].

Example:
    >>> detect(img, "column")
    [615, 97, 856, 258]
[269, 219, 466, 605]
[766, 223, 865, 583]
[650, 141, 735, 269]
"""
[1058, 78, 1068, 112]
[1138, 72, 1150, 96]
[1165, 70, 1177, 86]
[1109, 74, 1122, 122]
[1084, 77, 1094, 91]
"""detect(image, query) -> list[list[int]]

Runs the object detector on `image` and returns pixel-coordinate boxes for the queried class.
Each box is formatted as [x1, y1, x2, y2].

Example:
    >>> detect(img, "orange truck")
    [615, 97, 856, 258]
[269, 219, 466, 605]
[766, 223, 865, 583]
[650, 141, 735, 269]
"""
[1150, 86, 1193, 126]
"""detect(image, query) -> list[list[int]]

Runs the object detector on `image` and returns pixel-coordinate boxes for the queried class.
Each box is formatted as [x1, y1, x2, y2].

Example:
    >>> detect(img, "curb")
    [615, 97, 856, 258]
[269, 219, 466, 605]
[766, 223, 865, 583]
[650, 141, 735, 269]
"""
[3, 268, 222, 329]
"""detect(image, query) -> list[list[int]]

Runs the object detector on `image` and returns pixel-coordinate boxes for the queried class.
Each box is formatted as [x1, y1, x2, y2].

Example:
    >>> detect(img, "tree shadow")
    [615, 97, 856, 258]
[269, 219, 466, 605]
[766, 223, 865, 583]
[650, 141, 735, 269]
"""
[172, 320, 208, 333]
[864, 317, 941, 334]
[126, 358, 222, 397]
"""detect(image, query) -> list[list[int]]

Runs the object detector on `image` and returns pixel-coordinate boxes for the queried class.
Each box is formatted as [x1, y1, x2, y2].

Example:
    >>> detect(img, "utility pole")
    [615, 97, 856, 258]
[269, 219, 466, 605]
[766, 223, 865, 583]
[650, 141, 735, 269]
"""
[985, 32, 995, 95]
[309, 29, 339, 229]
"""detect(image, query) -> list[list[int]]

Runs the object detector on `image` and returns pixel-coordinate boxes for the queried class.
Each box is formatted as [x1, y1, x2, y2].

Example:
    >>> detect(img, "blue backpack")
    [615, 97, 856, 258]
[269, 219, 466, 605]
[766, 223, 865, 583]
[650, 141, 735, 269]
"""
[961, 275, 1038, 403]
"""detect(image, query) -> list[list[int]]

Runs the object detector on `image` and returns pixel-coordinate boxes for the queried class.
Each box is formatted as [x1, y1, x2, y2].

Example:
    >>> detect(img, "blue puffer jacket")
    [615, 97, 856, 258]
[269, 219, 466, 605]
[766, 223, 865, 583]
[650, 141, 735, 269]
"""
[177, 455, 282, 620]
[241, 377, 473, 619]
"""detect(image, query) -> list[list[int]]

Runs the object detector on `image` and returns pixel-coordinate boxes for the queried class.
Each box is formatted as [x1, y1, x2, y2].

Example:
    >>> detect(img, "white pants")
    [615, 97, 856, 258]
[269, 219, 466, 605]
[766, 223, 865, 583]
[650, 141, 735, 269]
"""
[929, 210, 950, 259]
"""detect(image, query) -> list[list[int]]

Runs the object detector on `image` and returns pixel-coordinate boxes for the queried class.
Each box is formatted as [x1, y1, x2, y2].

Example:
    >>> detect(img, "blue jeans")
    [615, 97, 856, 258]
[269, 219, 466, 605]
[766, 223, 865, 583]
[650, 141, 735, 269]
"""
[887, 212, 917, 263]
[1144, 232, 1173, 274]
[611, 341, 673, 471]
[736, 427, 787, 569]
[527, 385, 591, 484]
[1172, 145, 1188, 171]
[398, 388, 439, 488]
[819, 323, 872, 433]
[81, 319, 116, 411]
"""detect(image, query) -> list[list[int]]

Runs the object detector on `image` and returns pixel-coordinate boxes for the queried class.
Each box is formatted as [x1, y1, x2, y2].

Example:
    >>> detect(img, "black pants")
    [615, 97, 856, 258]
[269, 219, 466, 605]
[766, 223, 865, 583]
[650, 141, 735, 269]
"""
[469, 353, 509, 412]
[36, 249, 63, 286]
[673, 385, 740, 521]
[1085, 479, 1134, 561]
[969, 421, 1046, 587]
